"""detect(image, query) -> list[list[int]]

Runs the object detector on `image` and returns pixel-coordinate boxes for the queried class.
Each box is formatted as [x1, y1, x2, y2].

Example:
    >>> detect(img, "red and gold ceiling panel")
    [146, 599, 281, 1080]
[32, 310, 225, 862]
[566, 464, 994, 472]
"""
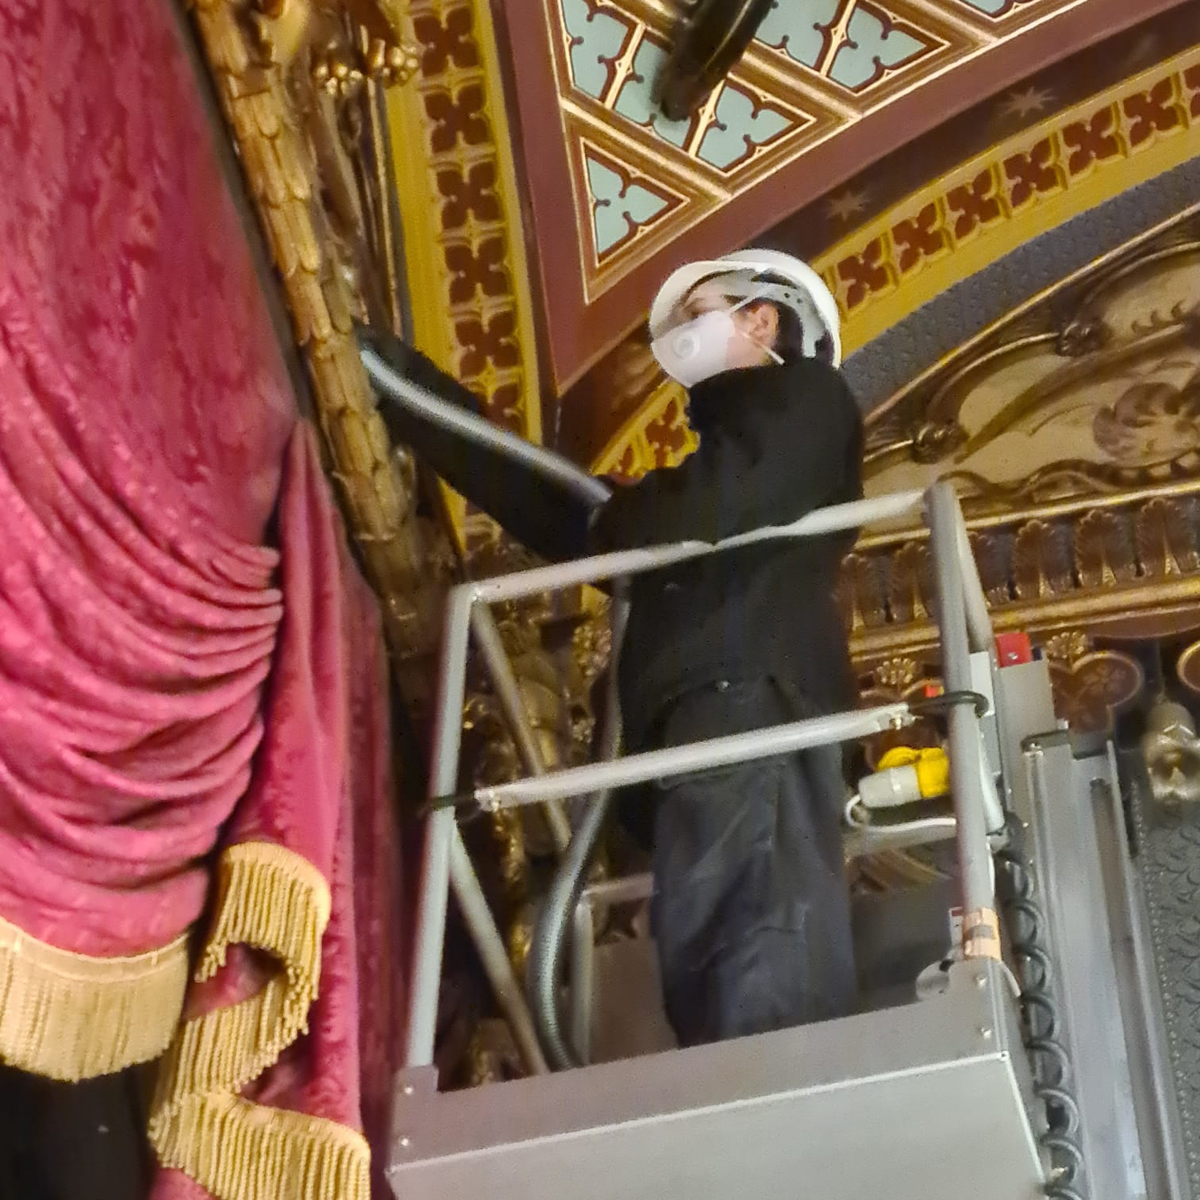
[500, 0, 1187, 389]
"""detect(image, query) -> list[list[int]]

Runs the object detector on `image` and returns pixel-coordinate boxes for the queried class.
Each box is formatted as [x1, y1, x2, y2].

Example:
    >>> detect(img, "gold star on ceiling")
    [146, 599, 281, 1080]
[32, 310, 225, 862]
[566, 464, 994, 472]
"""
[825, 187, 870, 224]
[995, 84, 1056, 124]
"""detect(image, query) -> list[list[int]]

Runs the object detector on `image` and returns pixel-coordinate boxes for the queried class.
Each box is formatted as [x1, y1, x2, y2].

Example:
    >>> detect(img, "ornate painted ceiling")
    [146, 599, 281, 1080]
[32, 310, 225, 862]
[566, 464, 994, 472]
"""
[497, 0, 1187, 389]
[184, 0, 1199, 603]
[382, 0, 1197, 497]
[844, 202, 1200, 734]
[555, 4, 1200, 475]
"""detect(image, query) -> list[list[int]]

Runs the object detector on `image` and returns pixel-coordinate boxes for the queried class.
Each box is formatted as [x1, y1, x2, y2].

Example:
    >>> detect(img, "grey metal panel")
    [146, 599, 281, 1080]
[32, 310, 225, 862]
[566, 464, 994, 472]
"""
[388, 962, 1043, 1200]
[992, 659, 1058, 826]
[590, 938, 675, 1063]
[1026, 743, 1148, 1200]
[587, 881, 958, 1064]
[852, 878, 958, 1010]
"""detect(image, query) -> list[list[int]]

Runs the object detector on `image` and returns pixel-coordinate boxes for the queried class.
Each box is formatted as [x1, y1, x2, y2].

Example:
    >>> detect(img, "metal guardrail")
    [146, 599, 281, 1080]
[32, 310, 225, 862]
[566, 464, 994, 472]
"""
[404, 481, 998, 1076]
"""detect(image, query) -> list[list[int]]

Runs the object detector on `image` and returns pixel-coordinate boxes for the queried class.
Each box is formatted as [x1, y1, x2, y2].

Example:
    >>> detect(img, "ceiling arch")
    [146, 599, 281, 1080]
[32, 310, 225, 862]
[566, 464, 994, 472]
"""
[499, 0, 1189, 389]
[554, 11, 1200, 475]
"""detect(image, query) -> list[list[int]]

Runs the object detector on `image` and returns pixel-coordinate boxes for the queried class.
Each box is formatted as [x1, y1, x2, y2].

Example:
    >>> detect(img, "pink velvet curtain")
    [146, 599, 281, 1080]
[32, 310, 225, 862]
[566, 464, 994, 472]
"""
[0, 1, 405, 1195]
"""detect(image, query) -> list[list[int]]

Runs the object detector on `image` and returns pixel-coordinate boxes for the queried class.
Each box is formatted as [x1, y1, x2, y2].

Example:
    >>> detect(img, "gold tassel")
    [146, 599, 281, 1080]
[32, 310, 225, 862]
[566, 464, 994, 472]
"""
[0, 912, 189, 1081]
[153, 1092, 369, 1200]
[150, 842, 370, 1200]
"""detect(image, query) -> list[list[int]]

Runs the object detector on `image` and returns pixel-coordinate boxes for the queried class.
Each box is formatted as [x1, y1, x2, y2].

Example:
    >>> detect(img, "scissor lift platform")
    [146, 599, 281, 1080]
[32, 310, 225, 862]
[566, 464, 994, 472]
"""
[387, 483, 1051, 1200]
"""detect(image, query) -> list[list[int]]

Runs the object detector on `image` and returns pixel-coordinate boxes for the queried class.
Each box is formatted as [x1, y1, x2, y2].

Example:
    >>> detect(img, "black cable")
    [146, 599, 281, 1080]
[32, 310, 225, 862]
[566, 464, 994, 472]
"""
[995, 813, 1090, 1200]
[907, 689, 991, 720]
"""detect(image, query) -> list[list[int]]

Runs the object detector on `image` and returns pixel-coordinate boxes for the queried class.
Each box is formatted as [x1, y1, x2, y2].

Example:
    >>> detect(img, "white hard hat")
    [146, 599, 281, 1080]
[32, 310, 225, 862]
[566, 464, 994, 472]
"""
[648, 248, 842, 367]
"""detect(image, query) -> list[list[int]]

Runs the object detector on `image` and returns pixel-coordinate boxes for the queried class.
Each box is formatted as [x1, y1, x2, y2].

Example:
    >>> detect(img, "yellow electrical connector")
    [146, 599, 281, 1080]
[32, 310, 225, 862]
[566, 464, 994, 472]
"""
[876, 746, 950, 799]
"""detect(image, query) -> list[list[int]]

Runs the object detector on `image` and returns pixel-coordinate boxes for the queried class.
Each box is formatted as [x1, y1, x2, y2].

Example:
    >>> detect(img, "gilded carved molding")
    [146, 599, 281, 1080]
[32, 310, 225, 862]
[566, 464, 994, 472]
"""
[861, 205, 1200, 508]
[842, 202, 1200, 662]
[187, 0, 457, 707]
[818, 47, 1200, 353]
[385, 0, 542, 442]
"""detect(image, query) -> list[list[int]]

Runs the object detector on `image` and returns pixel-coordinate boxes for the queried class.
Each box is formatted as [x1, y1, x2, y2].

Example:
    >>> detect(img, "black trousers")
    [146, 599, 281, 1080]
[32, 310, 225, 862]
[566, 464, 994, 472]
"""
[646, 678, 857, 1047]
[0, 1063, 152, 1200]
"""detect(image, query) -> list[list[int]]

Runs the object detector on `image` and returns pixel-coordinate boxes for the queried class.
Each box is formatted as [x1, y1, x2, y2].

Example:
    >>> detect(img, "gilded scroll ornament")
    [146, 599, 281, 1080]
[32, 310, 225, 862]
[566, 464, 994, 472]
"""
[1136, 496, 1200, 577]
[1177, 640, 1200, 695]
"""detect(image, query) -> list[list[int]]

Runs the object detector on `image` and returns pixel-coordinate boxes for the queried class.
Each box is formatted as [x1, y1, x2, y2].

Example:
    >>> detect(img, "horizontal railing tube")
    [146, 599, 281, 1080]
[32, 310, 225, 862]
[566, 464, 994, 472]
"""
[468, 490, 925, 606]
[462, 703, 913, 811]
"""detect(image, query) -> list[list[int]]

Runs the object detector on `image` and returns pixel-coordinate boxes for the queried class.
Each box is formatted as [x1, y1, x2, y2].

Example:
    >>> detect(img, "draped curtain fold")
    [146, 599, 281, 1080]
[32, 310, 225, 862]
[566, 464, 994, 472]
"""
[0, 2, 406, 1197]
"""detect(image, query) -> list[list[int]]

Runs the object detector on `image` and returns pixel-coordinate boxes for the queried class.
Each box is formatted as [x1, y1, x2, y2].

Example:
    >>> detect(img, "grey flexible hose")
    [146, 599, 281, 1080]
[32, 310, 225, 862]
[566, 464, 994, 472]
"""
[359, 344, 613, 509]
[526, 590, 629, 1070]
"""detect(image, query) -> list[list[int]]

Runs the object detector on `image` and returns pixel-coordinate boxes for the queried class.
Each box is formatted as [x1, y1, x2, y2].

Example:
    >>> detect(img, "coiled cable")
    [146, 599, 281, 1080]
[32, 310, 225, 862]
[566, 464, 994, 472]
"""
[995, 813, 1089, 1200]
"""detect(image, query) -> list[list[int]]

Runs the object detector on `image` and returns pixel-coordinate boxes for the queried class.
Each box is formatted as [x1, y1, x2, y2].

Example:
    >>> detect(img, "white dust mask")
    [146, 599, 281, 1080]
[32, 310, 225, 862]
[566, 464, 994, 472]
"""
[650, 293, 783, 388]
[651, 309, 738, 387]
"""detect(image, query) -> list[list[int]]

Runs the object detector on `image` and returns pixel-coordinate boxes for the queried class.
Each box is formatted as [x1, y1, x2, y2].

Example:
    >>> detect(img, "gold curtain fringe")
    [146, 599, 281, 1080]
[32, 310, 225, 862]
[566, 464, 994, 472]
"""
[152, 1092, 369, 1200]
[196, 843, 330, 987]
[152, 842, 332, 1112]
[0, 914, 189, 1081]
[150, 841, 362, 1200]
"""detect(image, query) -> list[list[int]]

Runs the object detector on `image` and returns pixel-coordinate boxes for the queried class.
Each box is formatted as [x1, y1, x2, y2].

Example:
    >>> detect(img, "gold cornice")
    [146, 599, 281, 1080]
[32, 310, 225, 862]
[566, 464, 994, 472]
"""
[817, 47, 1200, 353]
[857, 478, 1200, 550]
[188, 0, 453, 706]
[851, 577, 1200, 660]
[844, 483, 1200, 665]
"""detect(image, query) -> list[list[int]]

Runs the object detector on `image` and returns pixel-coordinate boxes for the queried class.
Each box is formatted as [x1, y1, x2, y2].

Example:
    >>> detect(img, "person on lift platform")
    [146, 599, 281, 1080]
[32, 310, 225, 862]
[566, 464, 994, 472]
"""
[375, 249, 864, 1049]
[590, 250, 863, 1046]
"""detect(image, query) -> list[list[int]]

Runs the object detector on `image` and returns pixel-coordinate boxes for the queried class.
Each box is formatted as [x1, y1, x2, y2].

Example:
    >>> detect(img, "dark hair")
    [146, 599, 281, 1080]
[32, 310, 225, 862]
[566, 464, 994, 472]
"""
[726, 270, 835, 366]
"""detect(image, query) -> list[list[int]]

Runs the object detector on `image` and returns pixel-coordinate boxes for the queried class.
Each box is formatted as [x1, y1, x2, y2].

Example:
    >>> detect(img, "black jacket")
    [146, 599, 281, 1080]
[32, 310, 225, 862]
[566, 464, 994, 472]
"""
[590, 359, 863, 744]
[372, 338, 862, 741]
[369, 329, 594, 562]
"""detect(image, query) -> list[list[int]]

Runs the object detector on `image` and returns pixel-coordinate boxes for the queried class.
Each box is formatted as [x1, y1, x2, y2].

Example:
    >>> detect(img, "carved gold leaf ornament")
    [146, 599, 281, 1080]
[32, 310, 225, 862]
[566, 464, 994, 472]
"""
[1074, 507, 1136, 587]
[886, 541, 931, 624]
[836, 551, 887, 631]
[1136, 495, 1200, 576]
[189, 0, 457, 712]
[1013, 519, 1073, 600]
[850, 486, 1200, 654]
